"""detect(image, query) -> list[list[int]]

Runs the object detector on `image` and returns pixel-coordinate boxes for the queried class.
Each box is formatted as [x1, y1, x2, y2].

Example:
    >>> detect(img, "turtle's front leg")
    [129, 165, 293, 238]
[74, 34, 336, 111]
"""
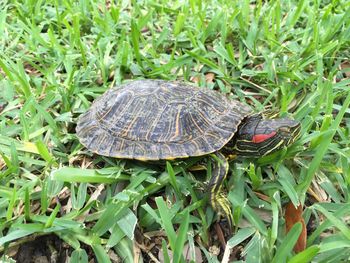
[208, 152, 233, 229]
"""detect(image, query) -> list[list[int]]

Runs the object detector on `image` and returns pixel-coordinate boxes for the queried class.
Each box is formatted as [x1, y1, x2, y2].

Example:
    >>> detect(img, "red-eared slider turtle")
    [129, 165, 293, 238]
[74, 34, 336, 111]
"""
[76, 80, 301, 227]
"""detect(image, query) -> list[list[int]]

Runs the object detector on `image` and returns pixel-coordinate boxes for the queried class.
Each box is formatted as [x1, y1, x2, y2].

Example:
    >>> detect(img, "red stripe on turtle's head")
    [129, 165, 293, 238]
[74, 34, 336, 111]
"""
[252, 132, 277, 143]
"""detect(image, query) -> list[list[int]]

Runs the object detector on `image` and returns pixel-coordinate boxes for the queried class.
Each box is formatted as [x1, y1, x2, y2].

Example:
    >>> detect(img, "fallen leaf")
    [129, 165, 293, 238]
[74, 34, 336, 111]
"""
[105, 0, 111, 10]
[214, 223, 226, 248]
[190, 75, 200, 83]
[208, 245, 220, 256]
[205, 72, 215, 83]
[0, 156, 5, 170]
[308, 179, 328, 202]
[340, 61, 350, 78]
[253, 191, 270, 202]
[158, 244, 203, 263]
[285, 202, 307, 253]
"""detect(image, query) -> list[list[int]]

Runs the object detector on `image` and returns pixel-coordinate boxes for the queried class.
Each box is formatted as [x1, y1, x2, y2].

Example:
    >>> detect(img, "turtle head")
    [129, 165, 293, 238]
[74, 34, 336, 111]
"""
[234, 115, 301, 157]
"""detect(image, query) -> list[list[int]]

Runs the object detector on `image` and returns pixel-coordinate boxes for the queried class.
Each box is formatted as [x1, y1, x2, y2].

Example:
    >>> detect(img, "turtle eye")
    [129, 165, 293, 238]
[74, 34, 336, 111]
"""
[279, 127, 290, 133]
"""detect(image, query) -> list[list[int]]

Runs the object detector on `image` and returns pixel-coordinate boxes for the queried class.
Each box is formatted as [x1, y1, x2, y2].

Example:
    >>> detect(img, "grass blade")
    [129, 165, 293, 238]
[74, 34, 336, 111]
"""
[271, 223, 302, 263]
[155, 197, 177, 252]
[173, 210, 189, 263]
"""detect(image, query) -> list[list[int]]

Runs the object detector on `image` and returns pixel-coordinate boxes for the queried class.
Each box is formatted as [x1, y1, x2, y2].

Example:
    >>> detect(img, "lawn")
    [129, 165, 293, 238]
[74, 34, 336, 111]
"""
[0, 0, 350, 262]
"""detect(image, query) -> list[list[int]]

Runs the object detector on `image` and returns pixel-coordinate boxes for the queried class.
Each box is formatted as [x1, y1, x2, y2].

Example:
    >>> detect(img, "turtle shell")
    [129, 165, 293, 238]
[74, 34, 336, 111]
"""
[76, 80, 252, 160]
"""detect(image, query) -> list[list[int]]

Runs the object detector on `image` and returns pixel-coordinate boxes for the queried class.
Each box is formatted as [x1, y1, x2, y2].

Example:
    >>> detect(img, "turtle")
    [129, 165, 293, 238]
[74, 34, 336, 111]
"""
[76, 79, 301, 227]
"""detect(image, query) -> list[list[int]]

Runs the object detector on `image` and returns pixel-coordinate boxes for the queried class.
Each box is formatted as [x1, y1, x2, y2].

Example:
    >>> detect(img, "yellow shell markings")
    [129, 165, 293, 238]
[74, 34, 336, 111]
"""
[168, 104, 184, 142]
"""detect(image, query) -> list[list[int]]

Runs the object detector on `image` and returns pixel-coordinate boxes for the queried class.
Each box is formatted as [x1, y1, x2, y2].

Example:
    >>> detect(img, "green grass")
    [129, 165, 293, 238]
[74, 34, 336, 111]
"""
[0, 0, 350, 262]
